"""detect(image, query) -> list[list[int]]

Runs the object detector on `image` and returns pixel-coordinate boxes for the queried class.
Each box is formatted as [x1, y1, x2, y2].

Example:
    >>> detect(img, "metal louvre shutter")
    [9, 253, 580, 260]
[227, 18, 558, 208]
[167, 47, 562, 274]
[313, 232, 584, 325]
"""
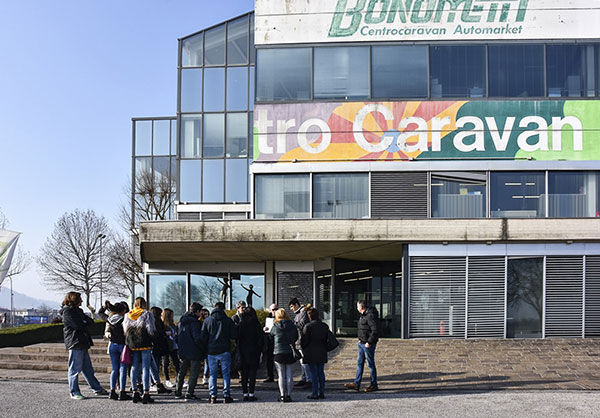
[409, 257, 466, 338]
[467, 257, 505, 338]
[545, 256, 584, 338]
[371, 172, 427, 218]
[585, 256, 600, 337]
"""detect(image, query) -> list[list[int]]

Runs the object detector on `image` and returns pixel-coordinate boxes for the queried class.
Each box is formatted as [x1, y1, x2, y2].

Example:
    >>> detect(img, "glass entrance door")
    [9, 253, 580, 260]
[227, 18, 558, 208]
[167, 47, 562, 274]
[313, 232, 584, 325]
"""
[506, 257, 543, 338]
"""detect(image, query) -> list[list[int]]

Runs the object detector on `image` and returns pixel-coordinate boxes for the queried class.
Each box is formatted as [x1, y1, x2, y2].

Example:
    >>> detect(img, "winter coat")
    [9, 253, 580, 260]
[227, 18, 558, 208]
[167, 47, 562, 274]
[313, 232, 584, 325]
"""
[270, 319, 298, 356]
[177, 311, 205, 361]
[292, 306, 310, 349]
[104, 314, 126, 345]
[152, 319, 170, 357]
[237, 319, 264, 368]
[357, 306, 380, 345]
[123, 308, 156, 350]
[61, 305, 94, 351]
[300, 319, 329, 364]
[201, 308, 236, 355]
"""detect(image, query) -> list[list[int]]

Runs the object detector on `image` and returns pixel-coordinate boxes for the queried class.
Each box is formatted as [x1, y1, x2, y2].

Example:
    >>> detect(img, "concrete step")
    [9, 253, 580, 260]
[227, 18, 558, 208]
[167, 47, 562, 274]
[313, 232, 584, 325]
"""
[0, 359, 112, 373]
[22, 344, 108, 355]
[0, 348, 111, 368]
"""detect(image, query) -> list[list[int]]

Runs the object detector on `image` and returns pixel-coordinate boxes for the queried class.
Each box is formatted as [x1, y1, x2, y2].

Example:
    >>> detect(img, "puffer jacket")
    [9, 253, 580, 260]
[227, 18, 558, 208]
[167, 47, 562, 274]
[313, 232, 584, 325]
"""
[270, 319, 298, 356]
[177, 311, 205, 361]
[123, 308, 156, 350]
[201, 308, 236, 355]
[61, 305, 94, 351]
[300, 319, 329, 364]
[357, 306, 379, 345]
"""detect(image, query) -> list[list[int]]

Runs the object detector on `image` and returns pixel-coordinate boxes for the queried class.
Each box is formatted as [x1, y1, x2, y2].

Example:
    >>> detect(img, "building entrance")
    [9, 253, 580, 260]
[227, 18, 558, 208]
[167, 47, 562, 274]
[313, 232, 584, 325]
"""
[333, 259, 402, 338]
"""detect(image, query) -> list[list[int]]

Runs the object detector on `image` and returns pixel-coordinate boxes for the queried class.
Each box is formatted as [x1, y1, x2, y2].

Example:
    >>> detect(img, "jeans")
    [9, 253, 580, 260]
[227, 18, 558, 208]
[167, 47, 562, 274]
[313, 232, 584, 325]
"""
[354, 342, 377, 388]
[275, 362, 293, 397]
[131, 349, 152, 392]
[240, 364, 258, 394]
[176, 358, 201, 395]
[68, 348, 103, 396]
[207, 352, 231, 398]
[150, 354, 161, 384]
[308, 363, 325, 396]
[108, 343, 128, 391]
[203, 360, 210, 378]
[162, 350, 180, 381]
[301, 362, 312, 382]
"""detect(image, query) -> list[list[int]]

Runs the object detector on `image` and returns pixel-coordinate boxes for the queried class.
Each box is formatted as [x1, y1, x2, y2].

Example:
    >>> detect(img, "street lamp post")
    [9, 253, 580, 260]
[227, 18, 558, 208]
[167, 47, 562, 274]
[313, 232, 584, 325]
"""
[98, 234, 106, 310]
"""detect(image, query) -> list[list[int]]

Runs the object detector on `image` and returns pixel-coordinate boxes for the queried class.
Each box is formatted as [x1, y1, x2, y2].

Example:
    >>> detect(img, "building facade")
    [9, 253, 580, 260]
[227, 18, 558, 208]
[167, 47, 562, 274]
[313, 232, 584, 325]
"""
[133, 1, 600, 339]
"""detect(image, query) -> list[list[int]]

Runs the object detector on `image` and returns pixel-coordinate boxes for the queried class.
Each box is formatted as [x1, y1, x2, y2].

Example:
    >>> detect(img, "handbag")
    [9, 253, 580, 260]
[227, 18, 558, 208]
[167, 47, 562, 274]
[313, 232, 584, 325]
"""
[290, 344, 302, 361]
[120, 345, 132, 365]
[326, 330, 339, 352]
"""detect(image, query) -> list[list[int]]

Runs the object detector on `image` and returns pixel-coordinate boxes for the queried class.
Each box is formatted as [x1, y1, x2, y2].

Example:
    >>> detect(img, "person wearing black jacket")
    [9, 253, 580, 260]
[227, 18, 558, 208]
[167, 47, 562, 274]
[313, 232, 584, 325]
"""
[300, 308, 330, 399]
[99, 301, 130, 401]
[344, 300, 380, 392]
[175, 302, 205, 401]
[201, 301, 236, 404]
[237, 307, 264, 401]
[60, 291, 108, 400]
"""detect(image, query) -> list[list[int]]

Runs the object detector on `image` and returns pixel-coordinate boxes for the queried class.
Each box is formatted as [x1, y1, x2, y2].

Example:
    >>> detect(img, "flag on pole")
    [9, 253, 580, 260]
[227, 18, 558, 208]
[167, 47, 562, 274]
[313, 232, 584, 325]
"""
[0, 230, 20, 287]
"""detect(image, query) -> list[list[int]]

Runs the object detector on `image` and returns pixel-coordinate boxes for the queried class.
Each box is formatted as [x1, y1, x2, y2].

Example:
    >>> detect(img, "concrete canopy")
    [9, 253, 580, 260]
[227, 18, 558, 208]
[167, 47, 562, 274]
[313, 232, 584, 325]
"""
[138, 218, 600, 263]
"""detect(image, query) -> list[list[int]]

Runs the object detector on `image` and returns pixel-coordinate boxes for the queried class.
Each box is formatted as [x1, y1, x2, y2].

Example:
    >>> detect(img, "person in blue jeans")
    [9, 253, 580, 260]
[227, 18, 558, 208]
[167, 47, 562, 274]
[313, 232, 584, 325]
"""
[300, 308, 330, 400]
[345, 300, 380, 392]
[60, 291, 108, 400]
[99, 301, 130, 400]
[201, 301, 236, 404]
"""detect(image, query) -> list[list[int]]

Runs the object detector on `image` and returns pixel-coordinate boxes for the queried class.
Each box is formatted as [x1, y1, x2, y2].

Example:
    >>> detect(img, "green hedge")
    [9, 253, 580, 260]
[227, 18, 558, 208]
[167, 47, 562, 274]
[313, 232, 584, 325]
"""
[0, 320, 105, 348]
[224, 309, 269, 327]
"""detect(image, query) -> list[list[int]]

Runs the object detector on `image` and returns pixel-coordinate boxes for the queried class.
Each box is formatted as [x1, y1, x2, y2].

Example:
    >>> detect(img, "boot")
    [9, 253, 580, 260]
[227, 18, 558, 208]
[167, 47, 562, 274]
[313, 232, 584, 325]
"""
[156, 382, 171, 394]
[142, 393, 155, 404]
[109, 389, 118, 400]
[132, 391, 141, 403]
[119, 391, 131, 401]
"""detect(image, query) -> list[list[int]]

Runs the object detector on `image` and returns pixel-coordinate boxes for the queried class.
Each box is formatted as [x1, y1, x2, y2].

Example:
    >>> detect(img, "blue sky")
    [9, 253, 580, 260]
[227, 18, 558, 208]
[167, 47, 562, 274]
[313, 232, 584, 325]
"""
[0, 0, 254, 304]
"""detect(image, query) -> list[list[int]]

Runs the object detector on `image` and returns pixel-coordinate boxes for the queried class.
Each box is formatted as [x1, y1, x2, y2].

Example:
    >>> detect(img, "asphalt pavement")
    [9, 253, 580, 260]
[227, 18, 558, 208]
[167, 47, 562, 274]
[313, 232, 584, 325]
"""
[1, 380, 599, 417]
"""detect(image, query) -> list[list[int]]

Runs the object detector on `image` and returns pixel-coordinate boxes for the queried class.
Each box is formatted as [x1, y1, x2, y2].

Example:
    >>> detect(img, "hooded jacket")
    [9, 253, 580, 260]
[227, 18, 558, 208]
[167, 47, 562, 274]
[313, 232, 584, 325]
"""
[104, 313, 126, 345]
[60, 305, 94, 351]
[270, 319, 298, 356]
[357, 306, 380, 345]
[300, 319, 330, 364]
[200, 308, 236, 355]
[123, 308, 156, 350]
[177, 311, 205, 361]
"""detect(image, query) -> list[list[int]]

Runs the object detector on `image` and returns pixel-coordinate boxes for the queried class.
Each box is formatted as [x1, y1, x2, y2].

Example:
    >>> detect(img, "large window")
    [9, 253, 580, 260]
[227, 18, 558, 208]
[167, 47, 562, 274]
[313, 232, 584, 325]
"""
[547, 44, 596, 97]
[227, 16, 248, 65]
[190, 274, 229, 308]
[203, 68, 225, 112]
[489, 44, 544, 97]
[231, 274, 264, 310]
[490, 172, 545, 218]
[430, 45, 486, 98]
[372, 45, 427, 98]
[313, 173, 368, 219]
[180, 115, 202, 158]
[204, 25, 225, 66]
[202, 159, 224, 202]
[506, 257, 543, 338]
[547, 171, 599, 217]
[314, 47, 369, 99]
[179, 159, 201, 202]
[148, 275, 187, 322]
[181, 33, 202, 67]
[203, 113, 224, 158]
[225, 158, 247, 202]
[256, 48, 311, 101]
[431, 172, 486, 218]
[227, 67, 248, 111]
[255, 174, 310, 219]
[180, 69, 202, 112]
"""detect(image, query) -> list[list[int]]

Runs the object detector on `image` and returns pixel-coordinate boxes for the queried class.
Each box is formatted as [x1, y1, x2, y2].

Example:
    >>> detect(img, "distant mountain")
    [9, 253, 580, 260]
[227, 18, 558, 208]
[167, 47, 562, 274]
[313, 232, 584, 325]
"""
[0, 286, 60, 309]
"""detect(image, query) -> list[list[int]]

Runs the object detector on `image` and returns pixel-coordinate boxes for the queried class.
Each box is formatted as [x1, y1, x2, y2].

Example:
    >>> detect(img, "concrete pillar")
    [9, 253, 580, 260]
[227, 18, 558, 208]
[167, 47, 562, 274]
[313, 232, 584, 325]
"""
[265, 261, 275, 308]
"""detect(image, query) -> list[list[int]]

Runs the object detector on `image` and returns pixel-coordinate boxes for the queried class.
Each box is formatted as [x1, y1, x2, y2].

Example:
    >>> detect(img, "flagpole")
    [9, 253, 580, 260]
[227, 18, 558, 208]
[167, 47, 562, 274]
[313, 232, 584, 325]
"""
[10, 275, 14, 327]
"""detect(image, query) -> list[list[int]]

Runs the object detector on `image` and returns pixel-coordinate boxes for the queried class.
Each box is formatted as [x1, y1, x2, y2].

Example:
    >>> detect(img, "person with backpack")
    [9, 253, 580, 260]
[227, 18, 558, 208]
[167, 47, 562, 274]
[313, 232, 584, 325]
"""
[237, 307, 264, 401]
[270, 308, 298, 402]
[175, 302, 205, 401]
[123, 297, 156, 404]
[201, 301, 237, 404]
[289, 297, 312, 387]
[344, 299, 380, 393]
[99, 300, 130, 401]
[161, 308, 180, 388]
[60, 291, 108, 400]
[300, 308, 330, 400]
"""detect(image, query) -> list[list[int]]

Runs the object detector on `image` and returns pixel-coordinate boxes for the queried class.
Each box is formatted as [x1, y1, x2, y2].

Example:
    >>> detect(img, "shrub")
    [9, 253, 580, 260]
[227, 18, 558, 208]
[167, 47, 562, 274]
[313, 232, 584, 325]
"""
[224, 308, 269, 327]
[0, 320, 105, 348]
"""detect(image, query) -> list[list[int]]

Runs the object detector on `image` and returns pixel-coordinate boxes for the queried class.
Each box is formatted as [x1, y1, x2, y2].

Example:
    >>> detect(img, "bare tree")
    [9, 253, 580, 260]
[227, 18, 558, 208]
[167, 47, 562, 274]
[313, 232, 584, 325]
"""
[6, 244, 31, 281]
[37, 209, 111, 312]
[0, 208, 7, 229]
[105, 235, 143, 298]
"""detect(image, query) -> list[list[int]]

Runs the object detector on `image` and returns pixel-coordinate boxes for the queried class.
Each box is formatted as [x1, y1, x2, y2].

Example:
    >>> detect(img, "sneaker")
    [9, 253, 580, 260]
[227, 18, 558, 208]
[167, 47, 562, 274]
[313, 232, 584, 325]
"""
[119, 391, 132, 401]
[94, 388, 109, 396]
[201, 378, 208, 386]
[165, 380, 175, 388]
[243, 394, 249, 402]
[150, 384, 157, 393]
[183, 382, 189, 389]
[344, 382, 360, 391]
[70, 393, 85, 400]
[284, 395, 292, 403]
[142, 393, 155, 404]
[185, 393, 198, 402]
[208, 396, 218, 404]
[109, 389, 118, 400]
[224, 396, 233, 404]
[363, 385, 379, 393]
[174, 391, 183, 399]
[132, 391, 142, 403]
[249, 394, 257, 402]
[156, 383, 172, 394]
[278, 396, 285, 402]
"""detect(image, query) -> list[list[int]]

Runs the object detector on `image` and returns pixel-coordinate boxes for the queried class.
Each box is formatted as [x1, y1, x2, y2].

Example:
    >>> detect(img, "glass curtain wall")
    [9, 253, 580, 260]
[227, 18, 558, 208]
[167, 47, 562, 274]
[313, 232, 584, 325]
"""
[179, 13, 254, 204]
[231, 274, 265, 310]
[431, 172, 486, 218]
[190, 274, 229, 309]
[148, 275, 187, 321]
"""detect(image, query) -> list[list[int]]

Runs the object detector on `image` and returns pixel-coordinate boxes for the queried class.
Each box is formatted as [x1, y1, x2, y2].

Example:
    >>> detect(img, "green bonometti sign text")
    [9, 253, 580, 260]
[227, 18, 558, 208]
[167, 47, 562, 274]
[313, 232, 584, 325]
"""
[329, 0, 529, 38]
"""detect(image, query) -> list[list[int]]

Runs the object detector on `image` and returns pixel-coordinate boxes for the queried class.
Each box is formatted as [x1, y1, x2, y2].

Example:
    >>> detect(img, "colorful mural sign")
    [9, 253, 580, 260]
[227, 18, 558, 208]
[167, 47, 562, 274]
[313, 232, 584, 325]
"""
[253, 100, 600, 162]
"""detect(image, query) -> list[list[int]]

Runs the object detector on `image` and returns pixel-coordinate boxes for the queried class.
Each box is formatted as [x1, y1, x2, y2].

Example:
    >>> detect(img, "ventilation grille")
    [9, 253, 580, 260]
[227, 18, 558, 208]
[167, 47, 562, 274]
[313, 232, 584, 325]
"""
[177, 212, 200, 220]
[371, 172, 428, 219]
[545, 256, 583, 338]
[409, 257, 466, 338]
[467, 256, 505, 338]
[585, 256, 600, 337]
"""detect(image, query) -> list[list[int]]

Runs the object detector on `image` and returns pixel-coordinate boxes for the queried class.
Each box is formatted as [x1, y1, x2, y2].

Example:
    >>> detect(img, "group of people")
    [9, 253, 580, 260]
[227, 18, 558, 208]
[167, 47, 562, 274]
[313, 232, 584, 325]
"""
[60, 290, 380, 404]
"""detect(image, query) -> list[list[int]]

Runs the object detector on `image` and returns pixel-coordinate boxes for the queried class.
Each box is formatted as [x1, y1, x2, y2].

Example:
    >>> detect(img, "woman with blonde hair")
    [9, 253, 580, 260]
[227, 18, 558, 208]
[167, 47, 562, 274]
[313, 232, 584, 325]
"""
[269, 308, 298, 402]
